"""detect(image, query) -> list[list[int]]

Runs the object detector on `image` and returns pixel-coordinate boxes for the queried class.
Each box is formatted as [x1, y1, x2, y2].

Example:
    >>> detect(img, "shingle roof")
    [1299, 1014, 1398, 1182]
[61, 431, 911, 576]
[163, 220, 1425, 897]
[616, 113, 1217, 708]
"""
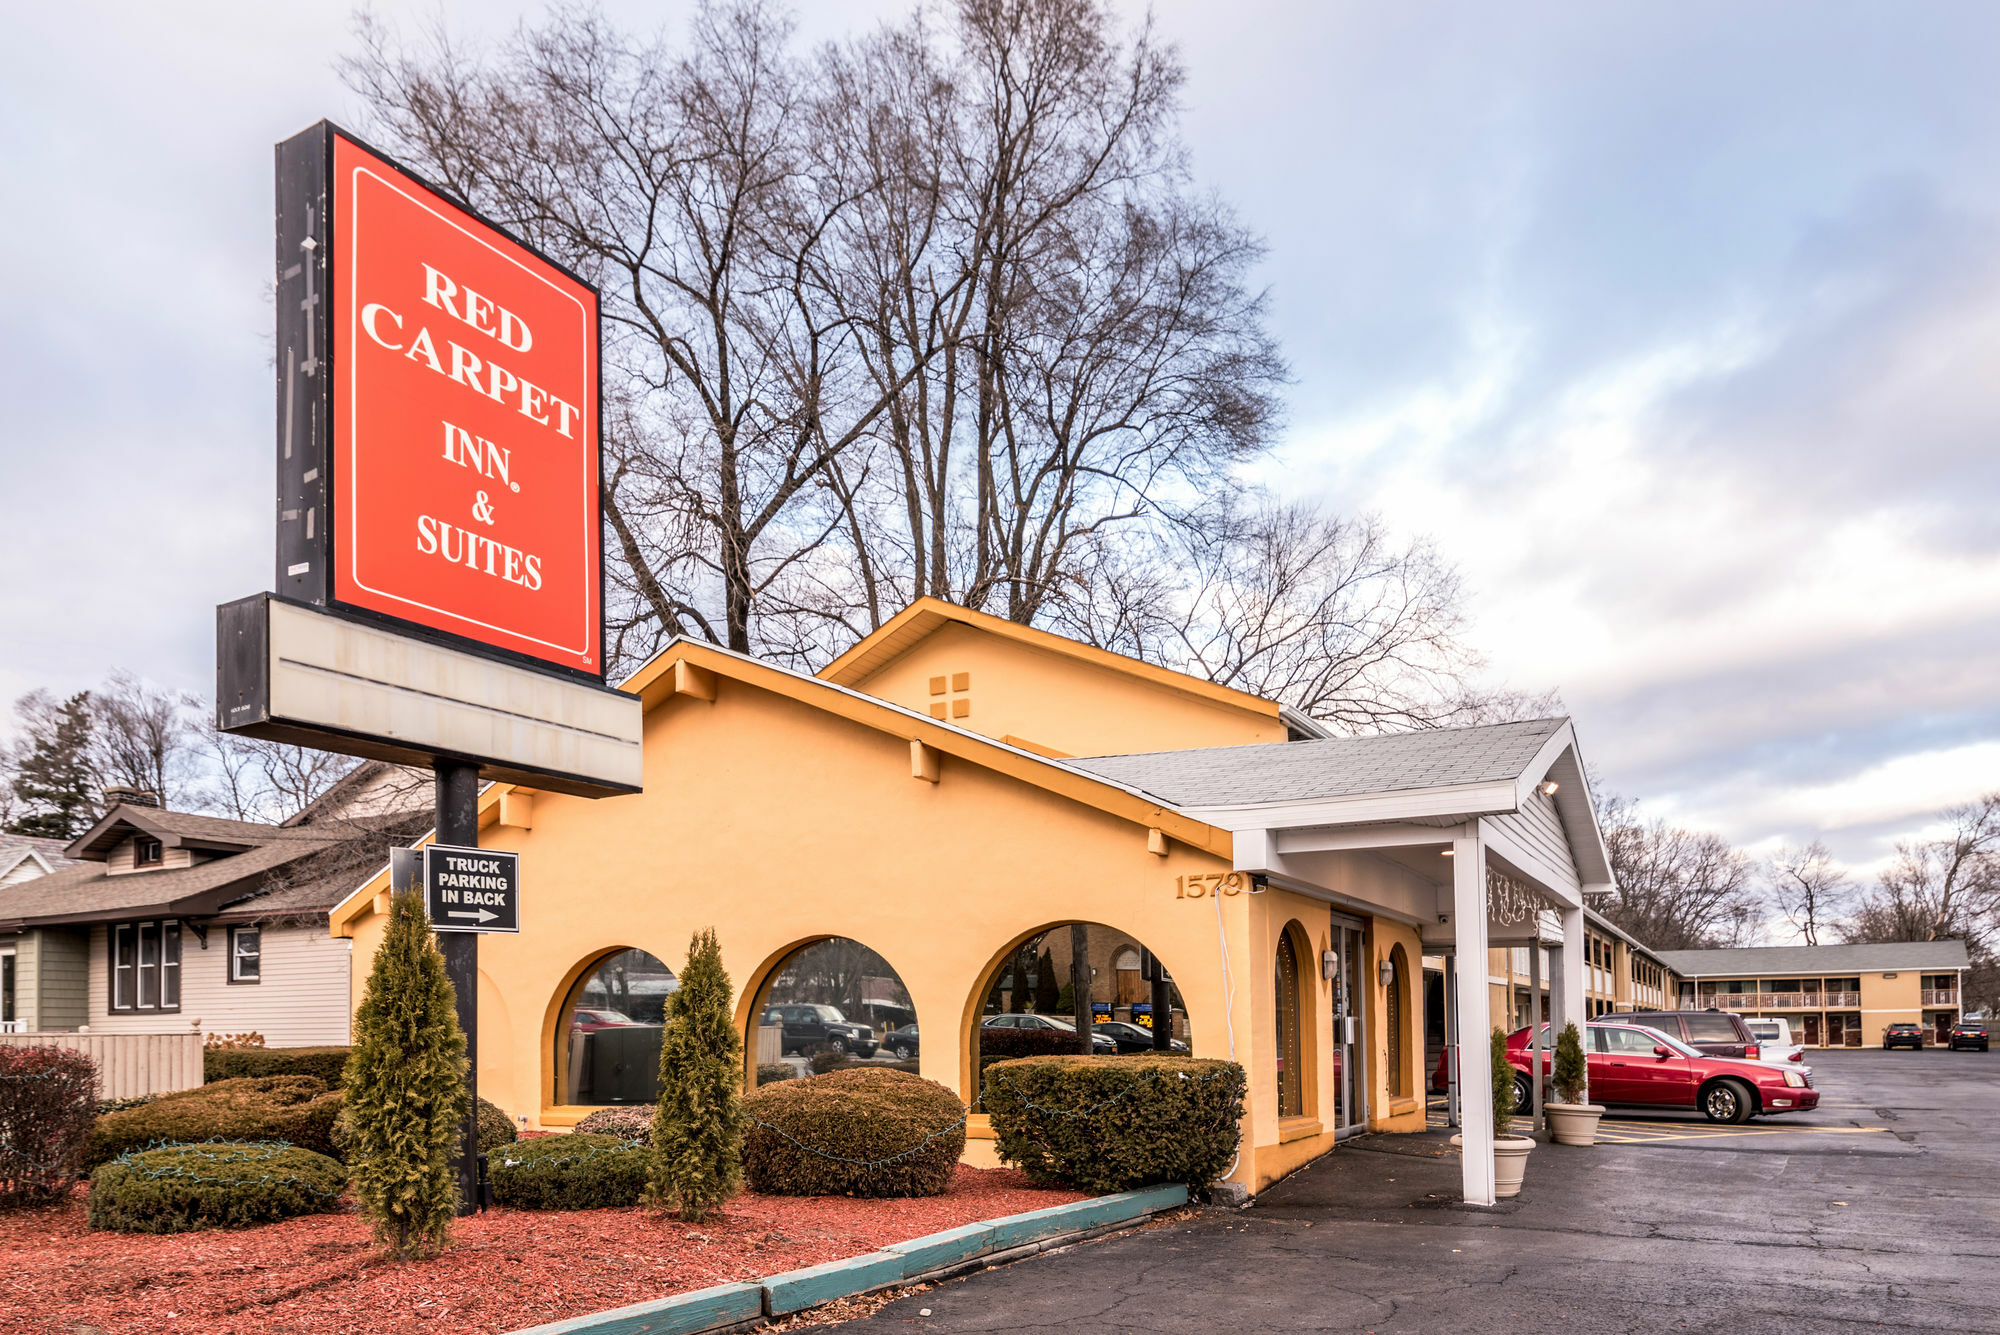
[1063, 718, 1567, 809]
[1654, 941, 1972, 977]
[0, 830, 343, 927]
[0, 832, 77, 876]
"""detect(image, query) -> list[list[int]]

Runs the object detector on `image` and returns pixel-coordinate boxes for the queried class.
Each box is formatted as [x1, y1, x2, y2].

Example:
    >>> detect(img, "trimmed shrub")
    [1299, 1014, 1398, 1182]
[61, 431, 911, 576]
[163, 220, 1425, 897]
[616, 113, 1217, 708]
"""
[85, 1077, 342, 1170]
[95, 1095, 158, 1118]
[331, 1096, 515, 1161]
[572, 1105, 653, 1144]
[755, 1063, 798, 1086]
[982, 1055, 1245, 1193]
[1553, 1022, 1588, 1105]
[490, 1134, 649, 1210]
[0, 1046, 98, 1208]
[645, 928, 742, 1221]
[1491, 1028, 1517, 1131]
[204, 1045, 352, 1087]
[343, 888, 466, 1260]
[742, 1067, 965, 1198]
[87, 1142, 346, 1233]
[809, 1051, 920, 1077]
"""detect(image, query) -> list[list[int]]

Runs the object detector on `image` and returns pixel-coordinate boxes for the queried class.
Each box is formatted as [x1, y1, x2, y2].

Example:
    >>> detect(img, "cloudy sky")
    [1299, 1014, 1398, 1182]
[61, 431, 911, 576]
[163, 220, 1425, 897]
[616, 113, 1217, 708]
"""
[2, 2, 1994, 891]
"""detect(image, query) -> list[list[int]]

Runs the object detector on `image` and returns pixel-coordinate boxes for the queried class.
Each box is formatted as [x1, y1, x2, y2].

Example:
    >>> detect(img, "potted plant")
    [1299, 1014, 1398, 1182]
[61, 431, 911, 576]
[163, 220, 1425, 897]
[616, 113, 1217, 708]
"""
[1543, 1021, 1604, 1146]
[1451, 1028, 1536, 1198]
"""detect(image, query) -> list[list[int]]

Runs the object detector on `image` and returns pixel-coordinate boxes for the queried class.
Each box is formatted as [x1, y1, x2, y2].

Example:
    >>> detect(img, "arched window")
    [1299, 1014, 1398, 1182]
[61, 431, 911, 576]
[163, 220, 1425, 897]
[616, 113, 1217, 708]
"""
[1275, 931, 1304, 1118]
[1385, 945, 1409, 1099]
[556, 948, 677, 1106]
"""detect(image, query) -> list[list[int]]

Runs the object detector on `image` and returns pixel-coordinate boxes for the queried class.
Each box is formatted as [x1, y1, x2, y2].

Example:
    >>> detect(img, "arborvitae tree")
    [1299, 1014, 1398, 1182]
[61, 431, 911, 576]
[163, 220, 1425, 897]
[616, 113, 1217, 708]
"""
[1491, 1028, 1518, 1134]
[647, 927, 742, 1221]
[343, 889, 466, 1259]
[7, 691, 97, 839]
[1033, 948, 1061, 1013]
[1552, 1022, 1588, 1105]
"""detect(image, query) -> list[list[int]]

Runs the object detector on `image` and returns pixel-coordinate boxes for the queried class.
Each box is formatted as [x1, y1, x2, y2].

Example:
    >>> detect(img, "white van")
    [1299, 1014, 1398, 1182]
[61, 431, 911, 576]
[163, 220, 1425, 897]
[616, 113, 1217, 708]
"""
[1744, 1017, 1807, 1065]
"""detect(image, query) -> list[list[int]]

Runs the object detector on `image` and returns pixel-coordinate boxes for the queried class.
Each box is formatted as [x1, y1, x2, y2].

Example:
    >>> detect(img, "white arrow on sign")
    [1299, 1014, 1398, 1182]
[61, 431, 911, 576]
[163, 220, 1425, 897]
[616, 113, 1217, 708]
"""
[447, 908, 499, 924]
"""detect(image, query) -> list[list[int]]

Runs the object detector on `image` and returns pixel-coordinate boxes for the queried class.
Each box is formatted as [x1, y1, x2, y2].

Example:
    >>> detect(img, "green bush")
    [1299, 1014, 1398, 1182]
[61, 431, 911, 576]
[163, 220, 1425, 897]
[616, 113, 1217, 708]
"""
[489, 1134, 649, 1209]
[755, 1063, 798, 1085]
[646, 928, 742, 1221]
[809, 1051, 920, 1076]
[572, 1105, 653, 1143]
[204, 1045, 352, 1087]
[1553, 1022, 1588, 1105]
[1492, 1028, 1517, 1132]
[742, 1067, 965, 1198]
[87, 1142, 346, 1233]
[85, 1077, 343, 1170]
[982, 1055, 1245, 1193]
[330, 1096, 515, 1161]
[0, 1046, 98, 1208]
[95, 1094, 157, 1118]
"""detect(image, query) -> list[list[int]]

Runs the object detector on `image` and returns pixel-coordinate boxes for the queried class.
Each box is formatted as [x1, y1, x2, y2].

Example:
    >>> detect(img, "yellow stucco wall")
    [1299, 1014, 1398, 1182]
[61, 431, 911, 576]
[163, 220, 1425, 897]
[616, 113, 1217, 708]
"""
[837, 619, 1287, 758]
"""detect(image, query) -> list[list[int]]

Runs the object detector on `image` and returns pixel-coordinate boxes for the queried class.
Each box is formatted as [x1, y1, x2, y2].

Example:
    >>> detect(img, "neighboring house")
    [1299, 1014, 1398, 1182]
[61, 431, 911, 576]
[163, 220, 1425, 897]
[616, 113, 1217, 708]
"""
[0, 769, 425, 1043]
[0, 831, 76, 888]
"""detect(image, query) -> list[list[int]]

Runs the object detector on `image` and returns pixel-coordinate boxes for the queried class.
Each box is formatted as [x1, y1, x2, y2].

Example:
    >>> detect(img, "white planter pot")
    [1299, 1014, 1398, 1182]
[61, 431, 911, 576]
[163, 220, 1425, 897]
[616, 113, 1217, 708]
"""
[1545, 1102, 1605, 1147]
[1449, 1133, 1537, 1198]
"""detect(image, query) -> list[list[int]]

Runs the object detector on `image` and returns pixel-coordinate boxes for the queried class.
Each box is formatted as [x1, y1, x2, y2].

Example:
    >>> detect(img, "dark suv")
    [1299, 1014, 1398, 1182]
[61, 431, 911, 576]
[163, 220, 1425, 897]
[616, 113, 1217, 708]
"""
[1882, 1022, 1926, 1050]
[1948, 1019, 1989, 1052]
[762, 1003, 879, 1058]
[1620, 1009, 1760, 1059]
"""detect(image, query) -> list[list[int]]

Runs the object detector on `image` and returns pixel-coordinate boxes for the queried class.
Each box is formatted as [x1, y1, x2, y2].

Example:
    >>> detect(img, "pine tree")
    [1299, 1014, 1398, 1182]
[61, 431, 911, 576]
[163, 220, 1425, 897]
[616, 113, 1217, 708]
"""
[7, 692, 97, 840]
[647, 927, 743, 1221]
[1033, 947, 1060, 1013]
[343, 889, 467, 1259]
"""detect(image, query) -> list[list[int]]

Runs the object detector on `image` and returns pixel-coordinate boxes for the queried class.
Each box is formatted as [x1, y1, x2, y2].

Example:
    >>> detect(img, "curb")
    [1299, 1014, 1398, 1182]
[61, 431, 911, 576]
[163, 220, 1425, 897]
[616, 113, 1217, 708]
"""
[505, 1184, 1189, 1335]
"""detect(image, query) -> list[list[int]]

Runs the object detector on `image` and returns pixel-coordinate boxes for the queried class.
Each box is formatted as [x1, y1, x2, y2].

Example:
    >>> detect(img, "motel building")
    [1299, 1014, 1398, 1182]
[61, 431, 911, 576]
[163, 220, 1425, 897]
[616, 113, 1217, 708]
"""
[330, 599, 1616, 1205]
[1652, 942, 1971, 1048]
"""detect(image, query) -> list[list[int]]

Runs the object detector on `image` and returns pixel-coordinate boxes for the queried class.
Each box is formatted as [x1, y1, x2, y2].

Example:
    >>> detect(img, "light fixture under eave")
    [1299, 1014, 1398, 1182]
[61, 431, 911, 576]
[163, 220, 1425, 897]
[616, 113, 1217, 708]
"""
[1539, 780, 1560, 796]
[1440, 848, 1455, 857]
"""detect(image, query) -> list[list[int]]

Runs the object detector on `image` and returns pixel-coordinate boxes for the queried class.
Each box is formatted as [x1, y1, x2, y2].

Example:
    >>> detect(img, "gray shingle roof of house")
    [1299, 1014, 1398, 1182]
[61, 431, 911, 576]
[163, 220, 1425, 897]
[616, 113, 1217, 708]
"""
[1064, 717, 1567, 809]
[0, 834, 344, 927]
[1653, 940, 1972, 977]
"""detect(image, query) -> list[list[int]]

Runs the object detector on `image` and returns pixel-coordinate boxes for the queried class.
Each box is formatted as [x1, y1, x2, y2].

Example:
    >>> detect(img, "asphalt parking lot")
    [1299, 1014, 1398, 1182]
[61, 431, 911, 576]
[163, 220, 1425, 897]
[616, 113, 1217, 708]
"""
[846, 1047, 2000, 1333]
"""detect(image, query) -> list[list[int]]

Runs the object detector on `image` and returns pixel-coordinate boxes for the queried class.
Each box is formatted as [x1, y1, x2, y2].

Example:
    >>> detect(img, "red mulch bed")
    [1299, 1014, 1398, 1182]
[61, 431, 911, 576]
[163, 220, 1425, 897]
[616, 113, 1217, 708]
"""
[0, 1165, 1084, 1334]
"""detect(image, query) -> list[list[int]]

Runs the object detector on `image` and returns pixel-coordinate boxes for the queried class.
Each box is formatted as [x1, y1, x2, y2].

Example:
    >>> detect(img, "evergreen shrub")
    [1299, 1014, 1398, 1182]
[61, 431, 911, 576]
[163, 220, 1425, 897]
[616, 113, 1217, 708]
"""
[0, 1045, 98, 1208]
[204, 1045, 353, 1087]
[983, 1055, 1245, 1193]
[490, 1134, 648, 1210]
[572, 1105, 653, 1143]
[1553, 1022, 1588, 1105]
[87, 1142, 346, 1233]
[85, 1076, 342, 1169]
[1492, 1028, 1518, 1133]
[645, 929, 742, 1221]
[755, 1063, 798, 1086]
[343, 888, 466, 1259]
[331, 1097, 515, 1160]
[809, 1051, 920, 1076]
[741, 1067, 965, 1198]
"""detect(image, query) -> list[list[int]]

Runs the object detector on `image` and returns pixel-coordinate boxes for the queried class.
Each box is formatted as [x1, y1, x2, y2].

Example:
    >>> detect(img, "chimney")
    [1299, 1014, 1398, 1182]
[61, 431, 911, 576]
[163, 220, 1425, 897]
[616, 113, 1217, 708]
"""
[102, 786, 160, 809]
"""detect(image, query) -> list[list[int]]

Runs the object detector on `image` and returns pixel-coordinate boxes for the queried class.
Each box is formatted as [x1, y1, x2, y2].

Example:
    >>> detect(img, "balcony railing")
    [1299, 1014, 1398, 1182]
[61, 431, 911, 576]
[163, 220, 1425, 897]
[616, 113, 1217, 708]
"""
[1708, 992, 1859, 1011]
[1921, 989, 1958, 1007]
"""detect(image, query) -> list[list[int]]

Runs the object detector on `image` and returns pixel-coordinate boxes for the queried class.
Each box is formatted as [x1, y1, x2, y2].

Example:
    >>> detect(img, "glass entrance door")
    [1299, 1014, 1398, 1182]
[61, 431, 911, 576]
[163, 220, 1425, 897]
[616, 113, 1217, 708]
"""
[1330, 916, 1368, 1136]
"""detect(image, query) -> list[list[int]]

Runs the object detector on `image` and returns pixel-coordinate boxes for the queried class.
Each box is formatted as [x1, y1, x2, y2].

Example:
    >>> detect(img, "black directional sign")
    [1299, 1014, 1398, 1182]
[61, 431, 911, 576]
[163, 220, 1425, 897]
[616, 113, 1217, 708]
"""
[424, 844, 521, 934]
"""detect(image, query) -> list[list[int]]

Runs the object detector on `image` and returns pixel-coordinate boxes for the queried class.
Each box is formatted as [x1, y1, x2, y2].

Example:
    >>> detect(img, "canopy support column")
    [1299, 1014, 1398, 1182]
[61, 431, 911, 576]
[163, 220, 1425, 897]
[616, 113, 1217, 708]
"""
[1452, 827, 1494, 1206]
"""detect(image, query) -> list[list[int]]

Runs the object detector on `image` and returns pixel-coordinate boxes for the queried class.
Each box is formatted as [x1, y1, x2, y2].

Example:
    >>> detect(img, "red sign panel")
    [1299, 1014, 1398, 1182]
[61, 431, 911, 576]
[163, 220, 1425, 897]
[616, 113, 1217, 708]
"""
[331, 133, 601, 676]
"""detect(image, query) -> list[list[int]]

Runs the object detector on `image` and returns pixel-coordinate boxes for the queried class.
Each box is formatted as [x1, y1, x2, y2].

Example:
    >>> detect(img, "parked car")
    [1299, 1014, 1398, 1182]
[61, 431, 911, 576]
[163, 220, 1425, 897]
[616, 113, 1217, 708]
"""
[1620, 1009, 1761, 1060]
[1519, 1022, 1817, 1124]
[982, 1012, 1119, 1052]
[570, 1007, 638, 1033]
[762, 1003, 879, 1057]
[1882, 1022, 1926, 1050]
[1948, 1019, 1989, 1052]
[1743, 1018, 1807, 1066]
[885, 1023, 920, 1060]
[1094, 1020, 1189, 1053]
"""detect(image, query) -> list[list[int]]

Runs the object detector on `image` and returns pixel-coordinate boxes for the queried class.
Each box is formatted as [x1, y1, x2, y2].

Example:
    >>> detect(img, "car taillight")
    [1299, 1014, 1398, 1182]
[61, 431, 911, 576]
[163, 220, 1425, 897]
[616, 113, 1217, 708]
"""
[1745, 1044, 1759, 1060]
[1788, 1051, 1803, 1062]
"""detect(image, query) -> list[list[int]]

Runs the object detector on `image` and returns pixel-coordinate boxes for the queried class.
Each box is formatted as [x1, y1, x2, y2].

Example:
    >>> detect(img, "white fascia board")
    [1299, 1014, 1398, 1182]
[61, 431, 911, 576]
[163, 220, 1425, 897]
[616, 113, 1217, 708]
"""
[1179, 779, 1522, 833]
[1482, 816, 1583, 910]
[1274, 822, 1461, 855]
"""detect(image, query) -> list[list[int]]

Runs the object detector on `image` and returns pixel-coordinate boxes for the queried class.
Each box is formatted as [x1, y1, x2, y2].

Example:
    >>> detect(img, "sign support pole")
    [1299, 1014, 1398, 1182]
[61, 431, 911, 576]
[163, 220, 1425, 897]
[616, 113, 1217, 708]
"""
[434, 760, 481, 1216]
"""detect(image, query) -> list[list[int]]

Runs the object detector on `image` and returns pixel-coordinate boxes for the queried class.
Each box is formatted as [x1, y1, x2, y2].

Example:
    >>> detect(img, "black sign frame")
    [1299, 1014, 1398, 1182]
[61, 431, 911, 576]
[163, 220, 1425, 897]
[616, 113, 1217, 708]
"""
[423, 844, 522, 934]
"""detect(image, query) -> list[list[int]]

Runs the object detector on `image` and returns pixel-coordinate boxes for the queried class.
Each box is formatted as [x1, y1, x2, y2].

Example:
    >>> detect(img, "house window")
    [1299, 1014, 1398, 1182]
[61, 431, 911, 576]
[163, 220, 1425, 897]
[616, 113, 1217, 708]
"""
[230, 926, 262, 983]
[134, 836, 163, 867]
[110, 920, 180, 1012]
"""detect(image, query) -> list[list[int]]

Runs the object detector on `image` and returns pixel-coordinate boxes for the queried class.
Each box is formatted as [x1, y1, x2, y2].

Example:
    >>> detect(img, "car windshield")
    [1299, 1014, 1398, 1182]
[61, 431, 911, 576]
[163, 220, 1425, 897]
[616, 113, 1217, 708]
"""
[812, 1006, 848, 1023]
[588, 1010, 634, 1025]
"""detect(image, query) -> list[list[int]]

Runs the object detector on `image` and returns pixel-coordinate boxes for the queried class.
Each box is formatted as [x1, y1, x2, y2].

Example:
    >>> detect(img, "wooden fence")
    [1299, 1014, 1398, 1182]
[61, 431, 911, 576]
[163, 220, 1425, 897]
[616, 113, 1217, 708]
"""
[0, 1031, 204, 1100]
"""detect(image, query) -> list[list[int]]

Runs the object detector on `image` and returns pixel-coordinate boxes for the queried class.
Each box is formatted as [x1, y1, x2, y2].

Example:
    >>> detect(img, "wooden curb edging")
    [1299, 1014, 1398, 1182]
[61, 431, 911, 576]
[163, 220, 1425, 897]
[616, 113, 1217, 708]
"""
[505, 1184, 1190, 1335]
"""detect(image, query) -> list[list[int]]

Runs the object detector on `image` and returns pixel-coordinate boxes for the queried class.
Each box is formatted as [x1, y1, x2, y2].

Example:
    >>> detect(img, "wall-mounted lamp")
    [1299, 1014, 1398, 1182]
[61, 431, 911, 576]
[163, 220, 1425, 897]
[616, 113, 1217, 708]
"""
[1539, 780, 1560, 796]
[1377, 958, 1396, 987]
[1321, 950, 1337, 980]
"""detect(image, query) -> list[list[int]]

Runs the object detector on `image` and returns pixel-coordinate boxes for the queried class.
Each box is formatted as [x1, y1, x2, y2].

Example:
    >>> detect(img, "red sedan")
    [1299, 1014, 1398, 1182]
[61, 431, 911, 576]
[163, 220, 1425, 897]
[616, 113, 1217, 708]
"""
[1433, 1021, 1818, 1124]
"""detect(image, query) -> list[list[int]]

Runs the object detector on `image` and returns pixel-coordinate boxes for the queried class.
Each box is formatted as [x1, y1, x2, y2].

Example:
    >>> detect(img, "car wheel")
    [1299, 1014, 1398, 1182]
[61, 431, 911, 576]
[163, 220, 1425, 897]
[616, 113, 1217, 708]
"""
[1512, 1072, 1533, 1121]
[828, 1036, 847, 1055]
[1702, 1079, 1752, 1124]
[893, 1044, 913, 1060]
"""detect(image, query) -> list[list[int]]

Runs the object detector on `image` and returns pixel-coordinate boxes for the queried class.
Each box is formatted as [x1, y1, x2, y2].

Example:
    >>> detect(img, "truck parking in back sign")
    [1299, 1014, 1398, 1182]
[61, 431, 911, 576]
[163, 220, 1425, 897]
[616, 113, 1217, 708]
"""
[424, 844, 521, 933]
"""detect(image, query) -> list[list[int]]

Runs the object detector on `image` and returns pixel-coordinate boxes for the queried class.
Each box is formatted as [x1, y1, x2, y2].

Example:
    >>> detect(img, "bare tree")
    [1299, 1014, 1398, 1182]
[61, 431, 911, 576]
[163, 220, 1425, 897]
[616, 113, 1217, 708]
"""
[1846, 793, 2000, 948]
[91, 671, 204, 807]
[1767, 840, 1850, 947]
[1589, 794, 1760, 951]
